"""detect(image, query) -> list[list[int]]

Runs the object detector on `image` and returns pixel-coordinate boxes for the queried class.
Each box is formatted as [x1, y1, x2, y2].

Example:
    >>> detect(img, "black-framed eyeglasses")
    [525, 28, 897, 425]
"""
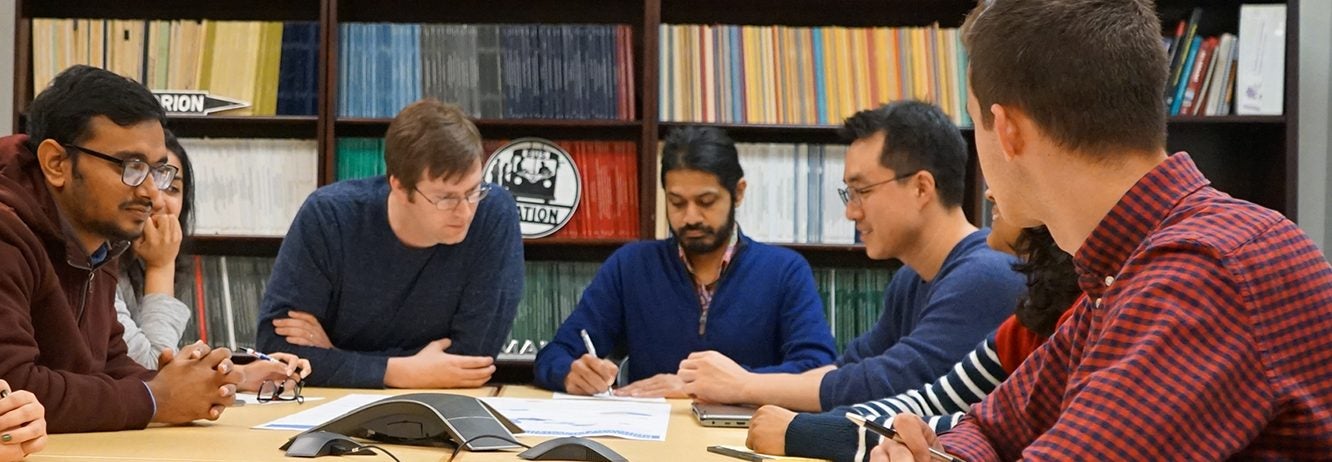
[256, 379, 305, 404]
[838, 171, 920, 206]
[62, 144, 178, 191]
[414, 184, 491, 211]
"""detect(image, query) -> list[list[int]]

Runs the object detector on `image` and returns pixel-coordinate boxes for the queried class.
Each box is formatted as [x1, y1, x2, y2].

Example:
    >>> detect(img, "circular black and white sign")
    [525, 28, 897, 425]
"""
[484, 138, 582, 239]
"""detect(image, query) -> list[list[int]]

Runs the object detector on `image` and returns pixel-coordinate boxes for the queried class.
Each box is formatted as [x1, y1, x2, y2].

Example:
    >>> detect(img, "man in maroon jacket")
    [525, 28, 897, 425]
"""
[0, 65, 242, 433]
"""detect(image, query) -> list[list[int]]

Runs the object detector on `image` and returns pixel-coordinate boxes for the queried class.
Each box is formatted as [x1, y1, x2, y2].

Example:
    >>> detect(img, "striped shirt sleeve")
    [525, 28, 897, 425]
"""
[785, 334, 1009, 462]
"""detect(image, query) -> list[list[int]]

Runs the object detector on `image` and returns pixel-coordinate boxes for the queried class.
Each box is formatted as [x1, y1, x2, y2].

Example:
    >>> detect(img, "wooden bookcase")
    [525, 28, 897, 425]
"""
[12, 0, 1300, 268]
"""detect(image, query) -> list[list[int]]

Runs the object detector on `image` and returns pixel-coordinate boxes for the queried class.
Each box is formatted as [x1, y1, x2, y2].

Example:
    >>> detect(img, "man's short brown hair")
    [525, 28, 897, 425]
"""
[384, 99, 484, 193]
[962, 0, 1168, 157]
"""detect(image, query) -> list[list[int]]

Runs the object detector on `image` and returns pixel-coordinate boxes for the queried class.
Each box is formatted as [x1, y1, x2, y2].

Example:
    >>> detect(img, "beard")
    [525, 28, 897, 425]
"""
[70, 176, 149, 243]
[673, 206, 737, 254]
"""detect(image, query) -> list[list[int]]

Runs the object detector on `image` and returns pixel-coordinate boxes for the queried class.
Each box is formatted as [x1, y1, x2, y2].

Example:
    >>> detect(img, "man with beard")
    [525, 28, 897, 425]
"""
[534, 127, 837, 397]
[0, 65, 242, 433]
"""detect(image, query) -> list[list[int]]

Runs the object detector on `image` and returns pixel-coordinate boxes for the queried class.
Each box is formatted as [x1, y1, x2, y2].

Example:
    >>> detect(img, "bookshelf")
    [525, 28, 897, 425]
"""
[16, 0, 1301, 257]
[12, 0, 1301, 375]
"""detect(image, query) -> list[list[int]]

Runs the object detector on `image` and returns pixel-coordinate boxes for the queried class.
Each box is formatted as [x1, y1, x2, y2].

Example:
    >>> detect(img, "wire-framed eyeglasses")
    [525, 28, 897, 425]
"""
[414, 184, 491, 211]
[837, 171, 919, 206]
[62, 144, 178, 191]
[256, 379, 305, 404]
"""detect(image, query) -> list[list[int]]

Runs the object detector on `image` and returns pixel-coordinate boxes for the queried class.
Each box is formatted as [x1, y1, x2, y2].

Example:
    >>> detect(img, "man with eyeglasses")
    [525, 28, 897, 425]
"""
[708, 101, 1024, 417]
[256, 99, 523, 389]
[0, 65, 243, 432]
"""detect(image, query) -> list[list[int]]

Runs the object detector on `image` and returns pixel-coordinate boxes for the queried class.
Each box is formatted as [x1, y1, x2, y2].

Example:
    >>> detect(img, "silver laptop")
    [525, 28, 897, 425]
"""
[692, 403, 757, 428]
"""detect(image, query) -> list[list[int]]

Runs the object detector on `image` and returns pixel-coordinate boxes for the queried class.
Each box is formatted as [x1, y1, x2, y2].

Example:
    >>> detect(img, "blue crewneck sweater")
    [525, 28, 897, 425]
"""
[534, 234, 838, 390]
[817, 229, 1024, 409]
[256, 177, 524, 388]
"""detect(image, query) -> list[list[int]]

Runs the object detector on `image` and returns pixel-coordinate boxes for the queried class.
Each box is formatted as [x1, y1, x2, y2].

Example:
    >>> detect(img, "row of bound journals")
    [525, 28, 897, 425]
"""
[178, 257, 892, 353]
[659, 24, 969, 127]
[202, 138, 856, 244]
[30, 19, 320, 116]
[31, 13, 1278, 121]
[339, 23, 636, 120]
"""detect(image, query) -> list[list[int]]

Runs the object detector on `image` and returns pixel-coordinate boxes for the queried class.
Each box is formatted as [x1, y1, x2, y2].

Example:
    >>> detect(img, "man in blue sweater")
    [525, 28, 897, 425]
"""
[256, 100, 523, 388]
[534, 127, 837, 397]
[680, 101, 1024, 411]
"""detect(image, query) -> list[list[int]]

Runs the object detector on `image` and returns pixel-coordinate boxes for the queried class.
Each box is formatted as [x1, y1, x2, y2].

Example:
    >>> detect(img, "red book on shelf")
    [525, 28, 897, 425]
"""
[192, 255, 209, 343]
[1179, 36, 1217, 116]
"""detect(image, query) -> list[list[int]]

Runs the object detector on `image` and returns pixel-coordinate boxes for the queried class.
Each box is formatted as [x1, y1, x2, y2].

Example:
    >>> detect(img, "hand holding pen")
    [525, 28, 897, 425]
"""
[234, 348, 312, 393]
[564, 329, 619, 396]
[847, 413, 966, 462]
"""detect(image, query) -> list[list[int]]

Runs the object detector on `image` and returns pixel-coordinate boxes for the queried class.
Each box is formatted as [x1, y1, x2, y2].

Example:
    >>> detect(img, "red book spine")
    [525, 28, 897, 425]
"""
[192, 255, 208, 343]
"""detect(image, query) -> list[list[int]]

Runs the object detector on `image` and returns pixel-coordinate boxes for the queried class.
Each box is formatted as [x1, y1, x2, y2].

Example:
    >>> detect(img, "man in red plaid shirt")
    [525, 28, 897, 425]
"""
[874, 0, 1332, 460]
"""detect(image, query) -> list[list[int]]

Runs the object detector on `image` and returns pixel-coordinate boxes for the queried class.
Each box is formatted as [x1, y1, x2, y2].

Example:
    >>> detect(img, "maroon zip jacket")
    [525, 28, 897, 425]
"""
[0, 134, 155, 432]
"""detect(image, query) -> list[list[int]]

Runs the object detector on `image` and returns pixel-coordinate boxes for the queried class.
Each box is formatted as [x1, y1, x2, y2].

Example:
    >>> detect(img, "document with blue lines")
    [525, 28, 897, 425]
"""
[480, 396, 671, 441]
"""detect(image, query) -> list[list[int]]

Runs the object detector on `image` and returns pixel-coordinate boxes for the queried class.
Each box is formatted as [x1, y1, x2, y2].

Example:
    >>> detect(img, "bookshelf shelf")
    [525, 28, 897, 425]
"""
[167, 115, 320, 139]
[523, 238, 635, 262]
[188, 236, 286, 257]
[1168, 115, 1287, 124]
[335, 118, 644, 140]
[781, 243, 883, 267]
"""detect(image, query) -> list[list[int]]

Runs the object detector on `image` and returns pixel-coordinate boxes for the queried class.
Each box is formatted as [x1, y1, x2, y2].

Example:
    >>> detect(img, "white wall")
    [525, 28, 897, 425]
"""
[0, 0, 14, 135]
[1298, 0, 1332, 252]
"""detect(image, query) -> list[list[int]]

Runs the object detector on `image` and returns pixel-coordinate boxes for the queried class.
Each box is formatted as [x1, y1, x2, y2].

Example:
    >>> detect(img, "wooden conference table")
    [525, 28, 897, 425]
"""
[30, 385, 777, 461]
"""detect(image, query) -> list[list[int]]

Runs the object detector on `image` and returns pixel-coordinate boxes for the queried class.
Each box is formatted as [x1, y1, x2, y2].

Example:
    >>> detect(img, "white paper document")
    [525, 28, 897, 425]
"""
[551, 391, 666, 403]
[480, 397, 671, 441]
[253, 394, 389, 431]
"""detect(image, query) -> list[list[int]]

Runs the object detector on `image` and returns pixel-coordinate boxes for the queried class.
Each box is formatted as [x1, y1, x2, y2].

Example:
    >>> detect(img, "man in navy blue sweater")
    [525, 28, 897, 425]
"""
[534, 127, 837, 397]
[255, 100, 523, 388]
[680, 102, 1024, 412]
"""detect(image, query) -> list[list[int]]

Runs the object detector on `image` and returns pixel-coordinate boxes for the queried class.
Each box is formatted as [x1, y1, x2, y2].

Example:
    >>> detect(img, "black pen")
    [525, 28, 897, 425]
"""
[845, 413, 965, 462]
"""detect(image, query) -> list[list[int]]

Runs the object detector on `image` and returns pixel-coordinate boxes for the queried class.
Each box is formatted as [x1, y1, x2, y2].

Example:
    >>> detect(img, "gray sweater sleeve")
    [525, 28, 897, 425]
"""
[115, 278, 190, 370]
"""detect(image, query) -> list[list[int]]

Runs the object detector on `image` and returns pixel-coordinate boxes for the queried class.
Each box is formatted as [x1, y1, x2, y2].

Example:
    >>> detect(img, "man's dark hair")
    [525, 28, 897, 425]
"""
[1011, 226, 1080, 337]
[962, 0, 1168, 156]
[660, 126, 744, 197]
[839, 101, 968, 208]
[26, 65, 166, 151]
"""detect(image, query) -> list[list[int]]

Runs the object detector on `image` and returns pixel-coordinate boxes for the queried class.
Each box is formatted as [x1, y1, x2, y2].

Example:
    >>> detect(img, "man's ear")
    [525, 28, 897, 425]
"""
[36, 139, 72, 189]
[991, 104, 1027, 162]
[912, 170, 937, 208]
[731, 178, 747, 208]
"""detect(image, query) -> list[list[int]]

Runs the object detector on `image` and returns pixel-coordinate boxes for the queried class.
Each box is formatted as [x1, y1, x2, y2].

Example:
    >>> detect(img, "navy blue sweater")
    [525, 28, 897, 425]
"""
[534, 234, 837, 390]
[256, 177, 524, 388]
[817, 230, 1023, 409]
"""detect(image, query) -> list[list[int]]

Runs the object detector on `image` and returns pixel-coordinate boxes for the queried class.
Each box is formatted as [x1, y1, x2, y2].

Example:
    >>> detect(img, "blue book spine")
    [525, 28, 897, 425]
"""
[811, 28, 826, 125]
[1169, 35, 1202, 116]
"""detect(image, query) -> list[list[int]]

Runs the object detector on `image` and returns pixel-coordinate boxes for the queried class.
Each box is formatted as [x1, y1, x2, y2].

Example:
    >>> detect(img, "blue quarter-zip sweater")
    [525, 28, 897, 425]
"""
[534, 233, 837, 390]
[817, 229, 1024, 409]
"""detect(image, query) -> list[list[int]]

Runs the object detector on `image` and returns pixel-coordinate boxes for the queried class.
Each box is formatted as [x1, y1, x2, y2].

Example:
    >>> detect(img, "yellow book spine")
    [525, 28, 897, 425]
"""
[801, 28, 817, 124]
[196, 20, 217, 91]
[257, 21, 285, 115]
